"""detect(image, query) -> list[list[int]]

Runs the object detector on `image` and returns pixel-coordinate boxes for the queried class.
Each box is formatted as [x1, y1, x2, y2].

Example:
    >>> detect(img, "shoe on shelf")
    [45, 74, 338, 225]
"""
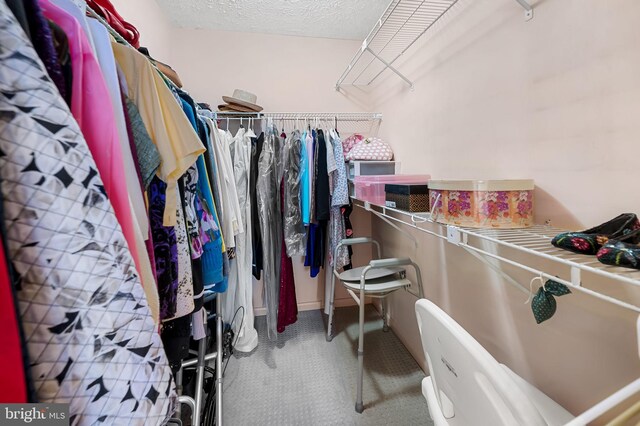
[596, 229, 640, 270]
[551, 213, 640, 255]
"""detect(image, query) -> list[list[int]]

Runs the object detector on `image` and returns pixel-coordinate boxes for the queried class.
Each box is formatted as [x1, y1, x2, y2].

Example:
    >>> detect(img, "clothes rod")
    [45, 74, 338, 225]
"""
[211, 112, 383, 121]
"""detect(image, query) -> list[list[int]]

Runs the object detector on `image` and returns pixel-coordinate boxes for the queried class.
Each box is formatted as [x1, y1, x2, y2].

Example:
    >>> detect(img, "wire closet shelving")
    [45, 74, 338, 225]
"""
[336, 0, 534, 90]
[354, 199, 640, 311]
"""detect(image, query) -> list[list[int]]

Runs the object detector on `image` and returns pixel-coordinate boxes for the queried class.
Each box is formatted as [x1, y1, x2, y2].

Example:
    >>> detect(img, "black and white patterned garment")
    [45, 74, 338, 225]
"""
[0, 4, 175, 424]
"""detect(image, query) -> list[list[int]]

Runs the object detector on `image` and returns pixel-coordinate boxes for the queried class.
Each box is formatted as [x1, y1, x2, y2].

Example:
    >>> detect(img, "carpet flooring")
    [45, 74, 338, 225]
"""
[222, 306, 433, 425]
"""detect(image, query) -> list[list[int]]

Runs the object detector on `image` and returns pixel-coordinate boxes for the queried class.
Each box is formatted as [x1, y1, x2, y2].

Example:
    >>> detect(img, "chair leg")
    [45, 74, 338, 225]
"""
[216, 296, 223, 426]
[381, 297, 389, 332]
[326, 272, 337, 342]
[355, 289, 365, 413]
[192, 321, 208, 426]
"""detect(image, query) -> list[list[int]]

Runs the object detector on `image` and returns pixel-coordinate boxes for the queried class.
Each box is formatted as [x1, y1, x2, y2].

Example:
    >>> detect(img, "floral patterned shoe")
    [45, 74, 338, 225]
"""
[551, 213, 640, 255]
[596, 229, 640, 269]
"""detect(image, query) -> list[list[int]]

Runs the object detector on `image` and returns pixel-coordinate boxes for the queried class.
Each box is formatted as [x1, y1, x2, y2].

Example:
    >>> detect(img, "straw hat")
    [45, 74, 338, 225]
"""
[221, 89, 263, 112]
[217, 103, 257, 113]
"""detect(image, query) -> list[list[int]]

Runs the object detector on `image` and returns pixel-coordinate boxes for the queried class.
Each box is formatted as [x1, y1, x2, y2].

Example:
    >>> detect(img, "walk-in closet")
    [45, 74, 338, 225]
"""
[1, 0, 639, 425]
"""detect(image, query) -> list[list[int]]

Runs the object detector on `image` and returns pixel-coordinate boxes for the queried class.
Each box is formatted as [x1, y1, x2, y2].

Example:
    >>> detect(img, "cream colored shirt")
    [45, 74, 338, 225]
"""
[112, 43, 205, 226]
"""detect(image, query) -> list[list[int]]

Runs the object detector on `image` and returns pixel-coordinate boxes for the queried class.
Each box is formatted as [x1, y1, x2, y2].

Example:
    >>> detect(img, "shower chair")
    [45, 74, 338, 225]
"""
[326, 237, 424, 413]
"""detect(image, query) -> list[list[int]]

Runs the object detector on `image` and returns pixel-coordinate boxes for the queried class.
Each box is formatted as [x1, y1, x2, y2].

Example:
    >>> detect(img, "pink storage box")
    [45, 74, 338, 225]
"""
[354, 175, 430, 206]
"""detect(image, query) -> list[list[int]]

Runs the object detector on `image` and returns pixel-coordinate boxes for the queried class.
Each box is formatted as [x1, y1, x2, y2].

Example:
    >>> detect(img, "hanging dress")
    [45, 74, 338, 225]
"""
[257, 123, 283, 339]
[250, 132, 264, 279]
[283, 130, 306, 256]
[222, 127, 259, 352]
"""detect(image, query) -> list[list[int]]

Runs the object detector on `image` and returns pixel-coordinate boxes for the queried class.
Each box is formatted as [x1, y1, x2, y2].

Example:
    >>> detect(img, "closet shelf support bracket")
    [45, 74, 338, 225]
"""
[514, 0, 534, 21]
[364, 47, 415, 90]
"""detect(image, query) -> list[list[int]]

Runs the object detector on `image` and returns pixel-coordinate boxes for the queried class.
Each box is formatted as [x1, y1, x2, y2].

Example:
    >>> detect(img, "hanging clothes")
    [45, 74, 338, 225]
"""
[310, 129, 318, 224]
[169, 186, 195, 320]
[194, 120, 225, 294]
[301, 129, 311, 225]
[88, 16, 159, 321]
[121, 92, 159, 290]
[149, 177, 180, 320]
[46, 19, 72, 105]
[278, 179, 298, 333]
[208, 124, 240, 249]
[223, 126, 259, 352]
[315, 129, 331, 222]
[304, 129, 329, 277]
[9, 0, 68, 101]
[304, 131, 321, 277]
[250, 132, 264, 279]
[222, 128, 245, 238]
[88, 18, 148, 241]
[48, 0, 97, 53]
[283, 130, 306, 257]
[0, 6, 175, 422]
[112, 41, 205, 226]
[257, 123, 283, 340]
[124, 97, 161, 189]
[328, 128, 350, 269]
[40, 0, 145, 283]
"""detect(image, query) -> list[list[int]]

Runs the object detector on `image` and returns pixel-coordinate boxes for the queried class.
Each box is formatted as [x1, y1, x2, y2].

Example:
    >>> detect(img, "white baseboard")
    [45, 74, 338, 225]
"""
[253, 297, 365, 317]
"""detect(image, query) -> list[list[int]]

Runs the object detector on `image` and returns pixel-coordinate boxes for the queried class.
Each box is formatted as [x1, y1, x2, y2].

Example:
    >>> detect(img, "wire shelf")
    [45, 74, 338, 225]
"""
[352, 198, 640, 312]
[336, 0, 460, 89]
[336, 0, 534, 89]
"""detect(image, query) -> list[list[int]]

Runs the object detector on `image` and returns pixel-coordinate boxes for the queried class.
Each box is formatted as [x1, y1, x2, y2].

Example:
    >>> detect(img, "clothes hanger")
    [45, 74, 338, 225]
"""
[246, 117, 256, 138]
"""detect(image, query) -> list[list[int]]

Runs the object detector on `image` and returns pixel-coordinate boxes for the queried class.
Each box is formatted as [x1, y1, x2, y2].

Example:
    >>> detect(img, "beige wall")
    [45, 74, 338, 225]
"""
[108, 0, 173, 63]
[169, 28, 370, 113]
[351, 0, 640, 420]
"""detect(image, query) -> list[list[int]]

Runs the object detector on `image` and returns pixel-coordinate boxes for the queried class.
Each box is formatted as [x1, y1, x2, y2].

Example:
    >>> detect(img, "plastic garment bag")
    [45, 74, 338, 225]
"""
[283, 130, 307, 256]
[222, 126, 259, 352]
[256, 122, 283, 340]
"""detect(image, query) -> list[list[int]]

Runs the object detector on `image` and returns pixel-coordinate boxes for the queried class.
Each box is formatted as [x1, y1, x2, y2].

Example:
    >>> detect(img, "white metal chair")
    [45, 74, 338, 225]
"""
[415, 298, 575, 426]
[326, 237, 424, 413]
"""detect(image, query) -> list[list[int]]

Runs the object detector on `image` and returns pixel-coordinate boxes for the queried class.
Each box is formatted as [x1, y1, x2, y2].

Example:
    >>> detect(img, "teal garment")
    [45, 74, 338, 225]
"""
[300, 130, 310, 224]
[200, 117, 229, 291]
[179, 96, 225, 291]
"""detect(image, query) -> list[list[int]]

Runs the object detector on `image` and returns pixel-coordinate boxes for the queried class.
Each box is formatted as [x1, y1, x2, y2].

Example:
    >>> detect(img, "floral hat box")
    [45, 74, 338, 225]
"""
[428, 179, 534, 229]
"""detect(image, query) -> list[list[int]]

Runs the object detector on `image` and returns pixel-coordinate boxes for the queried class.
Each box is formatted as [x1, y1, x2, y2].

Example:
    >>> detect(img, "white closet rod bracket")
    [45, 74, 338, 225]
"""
[514, 0, 534, 21]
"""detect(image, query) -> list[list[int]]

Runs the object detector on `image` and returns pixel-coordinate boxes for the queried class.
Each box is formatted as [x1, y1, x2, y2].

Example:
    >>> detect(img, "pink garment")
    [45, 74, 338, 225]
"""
[39, 0, 142, 275]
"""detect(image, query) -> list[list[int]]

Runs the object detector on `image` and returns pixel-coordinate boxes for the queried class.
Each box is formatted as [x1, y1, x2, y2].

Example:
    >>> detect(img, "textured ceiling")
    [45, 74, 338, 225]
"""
[155, 0, 391, 40]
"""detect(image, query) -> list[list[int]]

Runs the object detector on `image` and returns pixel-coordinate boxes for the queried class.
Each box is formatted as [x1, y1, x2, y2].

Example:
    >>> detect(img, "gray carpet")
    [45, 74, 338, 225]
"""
[222, 306, 432, 425]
